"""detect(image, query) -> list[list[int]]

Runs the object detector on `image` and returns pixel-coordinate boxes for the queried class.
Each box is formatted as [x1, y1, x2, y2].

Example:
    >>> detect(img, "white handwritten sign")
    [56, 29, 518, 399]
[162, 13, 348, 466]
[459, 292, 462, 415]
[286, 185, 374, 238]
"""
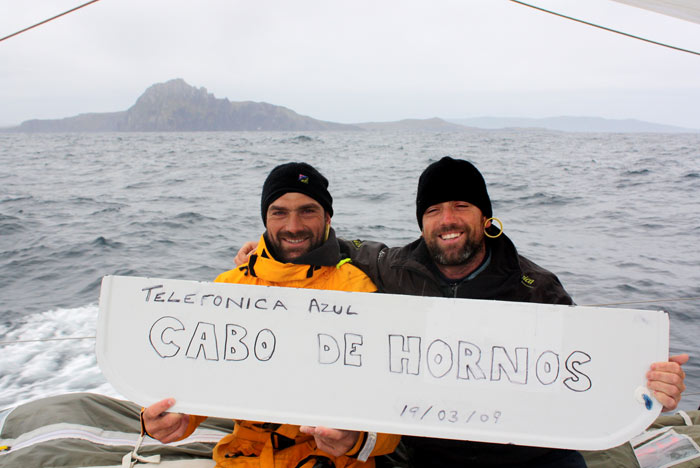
[96, 275, 669, 450]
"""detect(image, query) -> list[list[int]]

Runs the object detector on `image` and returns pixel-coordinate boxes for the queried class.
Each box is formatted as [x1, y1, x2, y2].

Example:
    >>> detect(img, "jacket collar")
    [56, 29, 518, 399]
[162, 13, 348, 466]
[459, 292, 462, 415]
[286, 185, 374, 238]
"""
[402, 231, 522, 285]
[261, 228, 342, 267]
[243, 229, 343, 282]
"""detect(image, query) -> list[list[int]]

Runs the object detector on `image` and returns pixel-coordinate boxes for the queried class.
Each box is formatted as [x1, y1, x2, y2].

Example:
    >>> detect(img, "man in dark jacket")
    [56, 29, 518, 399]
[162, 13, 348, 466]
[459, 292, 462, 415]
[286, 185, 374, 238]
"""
[339, 156, 688, 467]
[235, 157, 688, 467]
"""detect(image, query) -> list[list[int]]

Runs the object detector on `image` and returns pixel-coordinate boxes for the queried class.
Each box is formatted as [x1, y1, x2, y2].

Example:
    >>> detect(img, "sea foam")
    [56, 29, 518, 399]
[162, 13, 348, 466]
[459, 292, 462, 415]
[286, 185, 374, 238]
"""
[0, 304, 120, 409]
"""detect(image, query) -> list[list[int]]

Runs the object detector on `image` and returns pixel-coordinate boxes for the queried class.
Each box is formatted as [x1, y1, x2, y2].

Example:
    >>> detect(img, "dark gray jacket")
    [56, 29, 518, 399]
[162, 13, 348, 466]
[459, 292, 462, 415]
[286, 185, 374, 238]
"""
[340, 232, 582, 467]
[340, 231, 573, 304]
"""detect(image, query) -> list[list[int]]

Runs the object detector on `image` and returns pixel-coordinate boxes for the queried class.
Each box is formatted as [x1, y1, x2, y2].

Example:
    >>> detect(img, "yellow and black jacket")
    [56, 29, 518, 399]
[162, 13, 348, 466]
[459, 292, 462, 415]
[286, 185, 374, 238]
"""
[216, 230, 377, 293]
[177, 230, 399, 467]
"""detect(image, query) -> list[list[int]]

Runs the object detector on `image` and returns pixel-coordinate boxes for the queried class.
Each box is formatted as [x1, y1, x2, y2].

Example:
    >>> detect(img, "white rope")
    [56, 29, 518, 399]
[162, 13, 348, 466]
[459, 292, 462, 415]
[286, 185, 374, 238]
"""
[121, 433, 161, 468]
[0, 336, 96, 345]
[677, 410, 693, 426]
[509, 0, 700, 56]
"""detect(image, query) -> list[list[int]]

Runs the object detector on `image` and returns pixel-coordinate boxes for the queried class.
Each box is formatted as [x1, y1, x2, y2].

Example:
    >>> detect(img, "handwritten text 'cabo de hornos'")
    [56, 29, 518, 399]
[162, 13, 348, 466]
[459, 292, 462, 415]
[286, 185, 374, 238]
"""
[143, 284, 592, 392]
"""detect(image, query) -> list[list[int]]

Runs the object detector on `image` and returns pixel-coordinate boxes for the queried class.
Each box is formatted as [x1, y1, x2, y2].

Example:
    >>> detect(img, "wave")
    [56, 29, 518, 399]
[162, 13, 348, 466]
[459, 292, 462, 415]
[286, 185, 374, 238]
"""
[91, 236, 124, 249]
[0, 214, 26, 235]
[279, 135, 317, 144]
[125, 181, 153, 189]
[0, 195, 34, 203]
[173, 211, 216, 223]
[43, 237, 125, 261]
[344, 190, 393, 202]
[622, 168, 651, 176]
[515, 192, 581, 207]
[90, 205, 125, 215]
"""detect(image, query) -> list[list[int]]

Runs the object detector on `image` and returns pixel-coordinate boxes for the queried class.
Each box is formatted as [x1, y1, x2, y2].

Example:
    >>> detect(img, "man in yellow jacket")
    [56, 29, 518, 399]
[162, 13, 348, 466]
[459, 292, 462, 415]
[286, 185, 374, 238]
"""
[141, 162, 400, 468]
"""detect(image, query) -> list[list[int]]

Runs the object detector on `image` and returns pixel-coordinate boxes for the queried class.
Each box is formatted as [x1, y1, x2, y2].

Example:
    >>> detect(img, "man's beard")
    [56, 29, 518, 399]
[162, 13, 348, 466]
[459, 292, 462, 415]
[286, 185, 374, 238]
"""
[268, 228, 324, 263]
[425, 224, 484, 266]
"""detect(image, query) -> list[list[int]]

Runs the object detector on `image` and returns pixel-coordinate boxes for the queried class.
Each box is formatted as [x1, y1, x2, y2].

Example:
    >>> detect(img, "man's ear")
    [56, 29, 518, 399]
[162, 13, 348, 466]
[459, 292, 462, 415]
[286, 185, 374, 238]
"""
[484, 217, 491, 228]
[324, 213, 332, 241]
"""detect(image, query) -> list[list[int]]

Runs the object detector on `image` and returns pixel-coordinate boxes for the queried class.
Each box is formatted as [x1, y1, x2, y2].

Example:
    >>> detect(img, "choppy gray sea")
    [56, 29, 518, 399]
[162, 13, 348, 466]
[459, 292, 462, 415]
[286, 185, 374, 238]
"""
[1, 130, 698, 410]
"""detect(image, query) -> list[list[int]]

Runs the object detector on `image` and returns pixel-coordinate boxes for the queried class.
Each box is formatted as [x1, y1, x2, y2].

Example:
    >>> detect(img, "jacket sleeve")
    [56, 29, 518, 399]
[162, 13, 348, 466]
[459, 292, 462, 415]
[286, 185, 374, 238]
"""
[176, 414, 208, 440]
[338, 238, 389, 290]
[345, 432, 401, 460]
[518, 255, 575, 305]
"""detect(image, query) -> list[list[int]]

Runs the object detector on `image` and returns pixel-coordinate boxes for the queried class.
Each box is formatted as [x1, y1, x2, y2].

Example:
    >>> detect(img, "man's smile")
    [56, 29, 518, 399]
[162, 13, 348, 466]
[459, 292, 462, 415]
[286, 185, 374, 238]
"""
[282, 237, 309, 244]
[438, 231, 463, 242]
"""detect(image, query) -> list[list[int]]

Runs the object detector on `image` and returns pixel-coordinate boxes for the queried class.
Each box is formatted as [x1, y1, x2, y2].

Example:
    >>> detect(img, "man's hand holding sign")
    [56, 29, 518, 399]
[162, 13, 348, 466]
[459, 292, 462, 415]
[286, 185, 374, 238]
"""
[142, 398, 190, 444]
[646, 354, 688, 412]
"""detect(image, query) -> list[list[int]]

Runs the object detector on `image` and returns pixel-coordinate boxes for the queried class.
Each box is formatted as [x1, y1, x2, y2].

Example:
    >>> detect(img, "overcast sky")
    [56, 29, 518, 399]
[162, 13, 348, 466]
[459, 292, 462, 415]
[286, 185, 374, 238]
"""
[1, 0, 699, 129]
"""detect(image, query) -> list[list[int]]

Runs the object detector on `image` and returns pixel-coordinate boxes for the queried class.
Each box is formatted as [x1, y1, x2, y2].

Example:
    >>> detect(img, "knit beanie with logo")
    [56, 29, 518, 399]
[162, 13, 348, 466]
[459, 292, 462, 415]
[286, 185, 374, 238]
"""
[261, 162, 333, 225]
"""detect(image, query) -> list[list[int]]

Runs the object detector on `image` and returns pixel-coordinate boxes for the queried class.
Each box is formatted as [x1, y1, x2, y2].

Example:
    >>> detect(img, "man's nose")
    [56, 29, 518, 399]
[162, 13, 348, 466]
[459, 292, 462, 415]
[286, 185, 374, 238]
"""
[439, 206, 457, 224]
[286, 212, 304, 231]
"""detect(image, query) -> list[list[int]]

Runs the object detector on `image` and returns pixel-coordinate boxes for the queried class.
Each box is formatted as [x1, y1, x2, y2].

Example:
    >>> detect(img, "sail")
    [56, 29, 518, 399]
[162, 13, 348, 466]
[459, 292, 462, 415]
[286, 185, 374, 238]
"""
[611, 0, 700, 24]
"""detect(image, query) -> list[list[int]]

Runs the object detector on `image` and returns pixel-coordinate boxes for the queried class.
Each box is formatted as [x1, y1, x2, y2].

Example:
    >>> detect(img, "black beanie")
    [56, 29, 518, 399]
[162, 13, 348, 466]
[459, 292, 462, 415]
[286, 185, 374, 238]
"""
[416, 156, 492, 229]
[261, 162, 333, 225]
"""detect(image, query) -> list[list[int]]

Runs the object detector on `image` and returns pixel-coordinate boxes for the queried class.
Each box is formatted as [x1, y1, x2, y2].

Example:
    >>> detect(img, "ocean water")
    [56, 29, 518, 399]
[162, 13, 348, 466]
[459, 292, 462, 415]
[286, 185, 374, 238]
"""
[0, 130, 699, 411]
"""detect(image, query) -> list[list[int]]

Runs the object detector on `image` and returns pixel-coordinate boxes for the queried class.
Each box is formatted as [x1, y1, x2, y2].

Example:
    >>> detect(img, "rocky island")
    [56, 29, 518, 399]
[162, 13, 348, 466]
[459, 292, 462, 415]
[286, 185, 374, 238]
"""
[11, 79, 358, 132]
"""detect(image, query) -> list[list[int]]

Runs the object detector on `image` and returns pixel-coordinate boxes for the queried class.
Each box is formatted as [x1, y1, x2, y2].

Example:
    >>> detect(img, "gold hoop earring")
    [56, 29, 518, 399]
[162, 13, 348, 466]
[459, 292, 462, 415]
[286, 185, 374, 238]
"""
[484, 217, 503, 239]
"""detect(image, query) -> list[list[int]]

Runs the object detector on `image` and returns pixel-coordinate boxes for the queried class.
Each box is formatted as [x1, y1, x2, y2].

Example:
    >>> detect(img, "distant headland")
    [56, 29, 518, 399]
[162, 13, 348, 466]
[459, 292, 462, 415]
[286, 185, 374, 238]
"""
[2, 79, 697, 133]
[6, 79, 354, 133]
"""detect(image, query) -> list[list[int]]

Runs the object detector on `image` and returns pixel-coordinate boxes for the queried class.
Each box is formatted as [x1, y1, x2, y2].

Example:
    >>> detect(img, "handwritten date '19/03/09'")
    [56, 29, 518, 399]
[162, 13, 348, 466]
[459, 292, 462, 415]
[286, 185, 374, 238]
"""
[400, 404, 502, 425]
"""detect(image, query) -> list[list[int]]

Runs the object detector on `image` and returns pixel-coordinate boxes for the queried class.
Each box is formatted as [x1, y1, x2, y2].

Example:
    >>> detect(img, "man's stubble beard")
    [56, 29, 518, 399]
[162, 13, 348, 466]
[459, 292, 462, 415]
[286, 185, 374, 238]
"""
[268, 228, 324, 263]
[425, 224, 485, 267]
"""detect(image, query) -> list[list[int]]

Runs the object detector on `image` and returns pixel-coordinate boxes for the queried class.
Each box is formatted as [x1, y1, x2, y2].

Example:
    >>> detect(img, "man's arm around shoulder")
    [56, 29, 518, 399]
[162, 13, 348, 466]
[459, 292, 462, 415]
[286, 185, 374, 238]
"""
[338, 238, 389, 288]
